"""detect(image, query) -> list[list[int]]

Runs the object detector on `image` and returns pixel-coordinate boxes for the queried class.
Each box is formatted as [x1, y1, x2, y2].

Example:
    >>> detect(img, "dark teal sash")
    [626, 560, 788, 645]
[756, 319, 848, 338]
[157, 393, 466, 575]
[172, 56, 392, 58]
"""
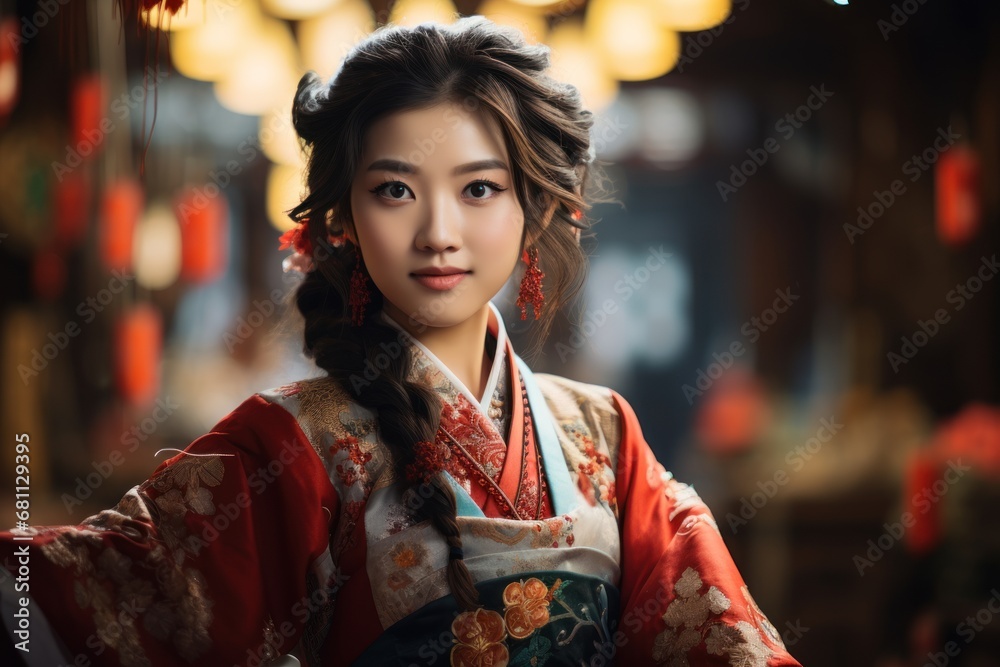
[352, 570, 620, 666]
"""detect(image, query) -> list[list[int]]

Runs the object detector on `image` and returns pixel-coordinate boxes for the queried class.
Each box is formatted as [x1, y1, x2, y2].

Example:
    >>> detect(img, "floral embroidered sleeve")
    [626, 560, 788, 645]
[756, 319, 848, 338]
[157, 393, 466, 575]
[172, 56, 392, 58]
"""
[609, 390, 803, 667]
[0, 395, 338, 667]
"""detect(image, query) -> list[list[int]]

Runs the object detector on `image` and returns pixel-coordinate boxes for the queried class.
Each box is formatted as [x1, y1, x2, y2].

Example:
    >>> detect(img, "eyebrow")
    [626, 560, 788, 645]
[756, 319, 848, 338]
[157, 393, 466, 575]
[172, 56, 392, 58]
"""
[365, 158, 509, 176]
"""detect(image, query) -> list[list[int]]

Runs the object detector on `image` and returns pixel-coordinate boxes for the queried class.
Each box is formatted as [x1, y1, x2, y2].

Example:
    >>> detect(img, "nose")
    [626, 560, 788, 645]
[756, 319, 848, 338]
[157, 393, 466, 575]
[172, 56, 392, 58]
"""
[415, 192, 462, 253]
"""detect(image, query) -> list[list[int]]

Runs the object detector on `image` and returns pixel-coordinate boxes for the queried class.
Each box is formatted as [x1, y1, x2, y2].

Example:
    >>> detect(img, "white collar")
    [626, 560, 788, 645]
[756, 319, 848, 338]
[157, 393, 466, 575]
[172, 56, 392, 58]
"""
[380, 301, 509, 412]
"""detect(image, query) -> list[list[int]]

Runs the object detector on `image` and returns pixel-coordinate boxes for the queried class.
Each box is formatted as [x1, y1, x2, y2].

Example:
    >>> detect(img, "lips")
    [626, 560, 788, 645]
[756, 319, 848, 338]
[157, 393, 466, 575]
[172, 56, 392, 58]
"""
[411, 267, 470, 291]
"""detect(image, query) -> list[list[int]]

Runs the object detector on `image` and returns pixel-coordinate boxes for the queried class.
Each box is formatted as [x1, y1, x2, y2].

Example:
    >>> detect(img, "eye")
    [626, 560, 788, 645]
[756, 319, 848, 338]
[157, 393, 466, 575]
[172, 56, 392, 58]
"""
[370, 179, 413, 202]
[464, 179, 507, 201]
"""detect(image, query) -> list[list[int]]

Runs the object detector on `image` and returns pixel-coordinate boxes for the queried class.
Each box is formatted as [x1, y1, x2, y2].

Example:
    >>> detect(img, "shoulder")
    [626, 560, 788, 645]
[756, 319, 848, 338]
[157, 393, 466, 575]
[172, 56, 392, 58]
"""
[533, 372, 626, 464]
[254, 376, 367, 449]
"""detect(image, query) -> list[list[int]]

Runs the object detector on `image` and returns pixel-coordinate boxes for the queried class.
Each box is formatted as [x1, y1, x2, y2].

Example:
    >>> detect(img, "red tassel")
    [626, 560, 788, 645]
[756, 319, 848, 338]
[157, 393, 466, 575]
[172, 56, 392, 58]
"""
[516, 246, 545, 320]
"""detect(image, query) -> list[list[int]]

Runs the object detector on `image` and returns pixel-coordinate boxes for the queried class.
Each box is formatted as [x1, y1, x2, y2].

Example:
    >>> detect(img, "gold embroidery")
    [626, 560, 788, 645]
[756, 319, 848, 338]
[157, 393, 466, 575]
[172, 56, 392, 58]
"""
[467, 522, 532, 546]
[36, 470, 219, 666]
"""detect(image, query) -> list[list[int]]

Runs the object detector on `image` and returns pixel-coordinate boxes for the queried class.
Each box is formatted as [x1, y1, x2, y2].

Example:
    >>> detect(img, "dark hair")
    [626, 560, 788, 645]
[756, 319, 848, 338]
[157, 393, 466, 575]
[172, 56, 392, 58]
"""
[289, 15, 603, 611]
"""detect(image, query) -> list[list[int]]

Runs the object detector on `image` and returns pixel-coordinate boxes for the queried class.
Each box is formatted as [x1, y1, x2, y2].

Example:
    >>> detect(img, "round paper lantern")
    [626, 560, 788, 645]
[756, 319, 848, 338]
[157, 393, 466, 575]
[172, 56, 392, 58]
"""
[0, 18, 21, 123]
[100, 179, 145, 272]
[935, 144, 981, 246]
[115, 304, 162, 407]
[134, 203, 182, 290]
[175, 186, 229, 283]
[586, 0, 681, 82]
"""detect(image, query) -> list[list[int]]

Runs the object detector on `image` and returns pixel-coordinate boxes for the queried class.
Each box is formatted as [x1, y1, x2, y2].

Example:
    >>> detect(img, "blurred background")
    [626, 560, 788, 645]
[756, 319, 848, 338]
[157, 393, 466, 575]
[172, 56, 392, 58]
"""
[1, 0, 998, 665]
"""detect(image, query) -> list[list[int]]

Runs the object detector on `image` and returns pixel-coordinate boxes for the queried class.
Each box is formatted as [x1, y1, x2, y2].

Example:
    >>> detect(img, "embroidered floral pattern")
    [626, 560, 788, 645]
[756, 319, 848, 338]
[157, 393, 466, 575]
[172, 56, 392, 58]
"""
[502, 578, 551, 639]
[33, 461, 223, 667]
[441, 393, 507, 480]
[451, 608, 509, 667]
[651, 567, 776, 667]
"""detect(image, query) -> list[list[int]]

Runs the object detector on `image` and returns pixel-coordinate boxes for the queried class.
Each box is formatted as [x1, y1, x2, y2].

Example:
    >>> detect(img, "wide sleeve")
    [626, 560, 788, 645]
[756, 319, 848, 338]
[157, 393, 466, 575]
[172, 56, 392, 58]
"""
[609, 390, 802, 667]
[0, 395, 338, 667]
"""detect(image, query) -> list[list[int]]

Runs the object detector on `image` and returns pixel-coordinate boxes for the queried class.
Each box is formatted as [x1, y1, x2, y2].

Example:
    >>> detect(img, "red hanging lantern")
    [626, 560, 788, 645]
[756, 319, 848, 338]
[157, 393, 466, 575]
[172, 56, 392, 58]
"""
[176, 186, 229, 283]
[115, 304, 162, 407]
[100, 178, 144, 272]
[54, 170, 92, 250]
[71, 74, 107, 162]
[0, 18, 21, 124]
[935, 144, 981, 246]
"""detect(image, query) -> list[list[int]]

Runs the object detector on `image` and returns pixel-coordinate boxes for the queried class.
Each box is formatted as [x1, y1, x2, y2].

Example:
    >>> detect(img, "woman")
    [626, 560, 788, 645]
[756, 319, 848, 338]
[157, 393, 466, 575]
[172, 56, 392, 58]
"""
[0, 16, 801, 667]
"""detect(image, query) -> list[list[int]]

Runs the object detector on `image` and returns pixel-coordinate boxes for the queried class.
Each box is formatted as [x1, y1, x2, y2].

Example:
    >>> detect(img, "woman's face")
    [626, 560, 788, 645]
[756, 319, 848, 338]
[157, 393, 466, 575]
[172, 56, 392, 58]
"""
[349, 102, 525, 331]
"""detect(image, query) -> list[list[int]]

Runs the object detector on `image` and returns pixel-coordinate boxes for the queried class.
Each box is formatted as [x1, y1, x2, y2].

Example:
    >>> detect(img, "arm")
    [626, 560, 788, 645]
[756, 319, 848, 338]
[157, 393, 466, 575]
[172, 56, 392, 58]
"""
[0, 395, 338, 667]
[609, 390, 802, 667]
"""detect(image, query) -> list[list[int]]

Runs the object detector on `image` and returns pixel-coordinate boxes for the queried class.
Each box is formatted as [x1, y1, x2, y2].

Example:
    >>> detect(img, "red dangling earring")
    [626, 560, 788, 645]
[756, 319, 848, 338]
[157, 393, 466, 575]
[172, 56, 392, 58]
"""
[349, 247, 371, 326]
[516, 246, 545, 320]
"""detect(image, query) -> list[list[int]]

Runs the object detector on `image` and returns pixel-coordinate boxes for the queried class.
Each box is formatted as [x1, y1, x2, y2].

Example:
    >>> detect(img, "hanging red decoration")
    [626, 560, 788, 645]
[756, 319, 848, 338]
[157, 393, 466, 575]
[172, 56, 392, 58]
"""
[53, 170, 92, 250]
[902, 452, 941, 555]
[175, 186, 229, 283]
[935, 144, 981, 246]
[71, 74, 108, 161]
[115, 304, 162, 407]
[100, 179, 145, 272]
[0, 18, 21, 124]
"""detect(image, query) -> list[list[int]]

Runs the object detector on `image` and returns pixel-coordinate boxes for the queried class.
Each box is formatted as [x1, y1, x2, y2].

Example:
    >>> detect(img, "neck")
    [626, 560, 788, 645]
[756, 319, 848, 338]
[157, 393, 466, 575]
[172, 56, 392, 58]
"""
[383, 302, 494, 399]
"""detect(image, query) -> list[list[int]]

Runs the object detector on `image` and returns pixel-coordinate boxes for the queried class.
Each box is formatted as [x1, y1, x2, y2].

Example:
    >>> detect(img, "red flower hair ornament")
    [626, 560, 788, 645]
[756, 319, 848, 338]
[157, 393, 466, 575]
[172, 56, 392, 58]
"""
[278, 218, 348, 274]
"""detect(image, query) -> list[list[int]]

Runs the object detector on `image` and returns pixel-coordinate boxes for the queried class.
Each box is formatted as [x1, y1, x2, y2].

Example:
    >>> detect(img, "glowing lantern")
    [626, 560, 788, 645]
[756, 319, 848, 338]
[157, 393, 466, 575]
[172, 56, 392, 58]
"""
[134, 203, 182, 290]
[547, 20, 618, 112]
[586, 0, 680, 81]
[298, 0, 375, 80]
[71, 74, 107, 160]
[214, 18, 299, 116]
[115, 304, 162, 407]
[171, 0, 263, 82]
[935, 144, 980, 246]
[261, 0, 340, 20]
[100, 179, 144, 272]
[389, 0, 459, 27]
[477, 0, 547, 44]
[652, 0, 732, 32]
[176, 186, 229, 282]
[0, 18, 20, 123]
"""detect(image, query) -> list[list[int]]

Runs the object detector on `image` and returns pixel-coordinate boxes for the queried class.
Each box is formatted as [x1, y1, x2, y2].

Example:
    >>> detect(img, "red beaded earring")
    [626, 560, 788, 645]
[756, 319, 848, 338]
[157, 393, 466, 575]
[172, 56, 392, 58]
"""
[349, 247, 371, 326]
[516, 246, 545, 320]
